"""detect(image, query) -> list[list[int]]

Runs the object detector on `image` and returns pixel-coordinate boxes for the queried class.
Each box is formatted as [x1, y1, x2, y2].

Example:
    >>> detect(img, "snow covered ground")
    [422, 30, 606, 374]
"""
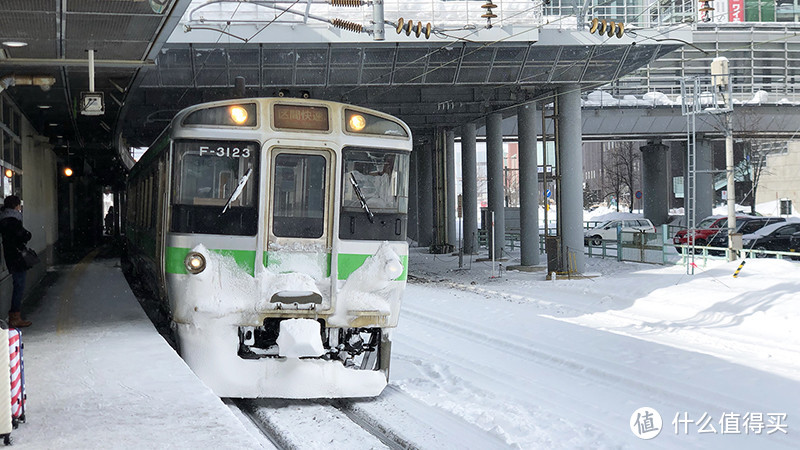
[11, 244, 799, 449]
[244, 248, 799, 448]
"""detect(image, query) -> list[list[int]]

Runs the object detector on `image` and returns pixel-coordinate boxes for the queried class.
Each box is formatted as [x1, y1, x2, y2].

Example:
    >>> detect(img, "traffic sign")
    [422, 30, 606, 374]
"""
[635, 190, 642, 199]
[545, 189, 551, 198]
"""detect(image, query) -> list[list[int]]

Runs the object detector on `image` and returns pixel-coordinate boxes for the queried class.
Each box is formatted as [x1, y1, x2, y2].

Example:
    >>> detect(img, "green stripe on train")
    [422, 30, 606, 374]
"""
[165, 247, 257, 275]
[337, 253, 408, 281]
[166, 247, 407, 281]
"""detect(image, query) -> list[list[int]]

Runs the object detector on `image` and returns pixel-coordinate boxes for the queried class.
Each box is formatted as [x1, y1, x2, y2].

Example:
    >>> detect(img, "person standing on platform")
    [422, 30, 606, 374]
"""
[0, 195, 33, 327]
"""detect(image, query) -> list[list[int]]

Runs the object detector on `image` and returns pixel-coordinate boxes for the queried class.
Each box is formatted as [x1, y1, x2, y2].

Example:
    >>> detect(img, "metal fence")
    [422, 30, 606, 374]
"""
[542, 0, 695, 29]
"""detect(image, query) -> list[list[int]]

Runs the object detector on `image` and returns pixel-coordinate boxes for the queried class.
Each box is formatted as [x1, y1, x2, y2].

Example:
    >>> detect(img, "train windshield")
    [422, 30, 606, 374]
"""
[342, 149, 408, 214]
[340, 148, 409, 241]
[171, 140, 260, 235]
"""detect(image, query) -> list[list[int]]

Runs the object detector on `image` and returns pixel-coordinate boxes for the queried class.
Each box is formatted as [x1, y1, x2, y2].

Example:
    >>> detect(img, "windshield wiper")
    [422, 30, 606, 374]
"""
[349, 172, 374, 223]
[220, 167, 252, 216]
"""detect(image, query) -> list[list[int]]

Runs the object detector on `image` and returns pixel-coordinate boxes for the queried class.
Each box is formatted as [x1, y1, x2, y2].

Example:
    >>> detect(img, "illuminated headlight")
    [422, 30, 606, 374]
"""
[229, 105, 248, 124]
[184, 252, 207, 274]
[384, 259, 404, 280]
[348, 113, 366, 132]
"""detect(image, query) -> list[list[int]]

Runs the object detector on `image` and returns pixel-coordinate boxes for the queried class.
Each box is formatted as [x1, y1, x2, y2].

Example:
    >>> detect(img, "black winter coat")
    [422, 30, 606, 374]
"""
[0, 209, 32, 273]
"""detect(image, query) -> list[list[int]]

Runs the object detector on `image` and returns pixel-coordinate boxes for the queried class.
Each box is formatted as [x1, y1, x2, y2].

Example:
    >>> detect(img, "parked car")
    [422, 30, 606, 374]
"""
[741, 219, 800, 257]
[790, 231, 800, 259]
[673, 215, 762, 252]
[584, 218, 656, 246]
[707, 216, 786, 250]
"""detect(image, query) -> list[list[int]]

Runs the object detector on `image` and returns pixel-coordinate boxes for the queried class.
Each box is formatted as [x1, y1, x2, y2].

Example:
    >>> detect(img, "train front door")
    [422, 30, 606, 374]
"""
[265, 148, 334, 298]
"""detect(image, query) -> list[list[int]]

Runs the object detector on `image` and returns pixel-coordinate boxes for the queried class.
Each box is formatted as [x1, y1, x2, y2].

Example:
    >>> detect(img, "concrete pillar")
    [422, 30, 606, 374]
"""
[518, 103, 540, 266]
[640, 141, 670, 226]
[445, 128, 457, 248]
[485, 112, 505, 258]
[695, 137, 713, 222]
[460, 122, 478, 254]
[556, 85, 585, 274]
[417, 140, 434, 247]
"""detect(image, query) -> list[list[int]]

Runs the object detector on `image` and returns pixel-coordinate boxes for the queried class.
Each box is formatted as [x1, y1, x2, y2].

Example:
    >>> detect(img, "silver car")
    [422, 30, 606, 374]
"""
[584, 218, 656, 246]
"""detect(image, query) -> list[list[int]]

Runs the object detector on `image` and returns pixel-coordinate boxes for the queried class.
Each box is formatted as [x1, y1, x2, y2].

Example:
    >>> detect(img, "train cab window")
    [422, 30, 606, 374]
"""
[171, 140, 260, 235]
[271, 153, 327, 239]
[339, 148, 409, 241]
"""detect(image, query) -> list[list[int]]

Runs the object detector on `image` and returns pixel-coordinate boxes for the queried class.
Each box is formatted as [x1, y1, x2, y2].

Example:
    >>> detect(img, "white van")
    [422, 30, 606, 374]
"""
[584, 219, 656, 246]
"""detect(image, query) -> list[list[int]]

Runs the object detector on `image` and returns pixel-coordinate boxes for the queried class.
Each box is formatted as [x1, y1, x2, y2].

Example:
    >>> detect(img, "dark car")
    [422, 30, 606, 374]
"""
[790, 231, 800, 259]
[741, 220, 800, 257]
[707, 216, 786, 250]
[673, 215, 759, 252]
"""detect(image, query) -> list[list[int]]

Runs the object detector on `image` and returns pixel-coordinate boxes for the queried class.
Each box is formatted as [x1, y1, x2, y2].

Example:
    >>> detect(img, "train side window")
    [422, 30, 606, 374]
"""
[271, 153, 326, 239]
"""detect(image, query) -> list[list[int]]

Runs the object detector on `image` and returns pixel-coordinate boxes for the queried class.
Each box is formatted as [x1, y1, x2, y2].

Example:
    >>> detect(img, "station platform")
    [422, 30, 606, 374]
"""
[9, 246, 260, 448]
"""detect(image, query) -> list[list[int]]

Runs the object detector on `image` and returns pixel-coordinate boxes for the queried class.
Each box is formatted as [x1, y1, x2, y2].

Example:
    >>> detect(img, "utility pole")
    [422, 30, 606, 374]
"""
[725, 112, 736, 261]
[712, 57, 738, 262]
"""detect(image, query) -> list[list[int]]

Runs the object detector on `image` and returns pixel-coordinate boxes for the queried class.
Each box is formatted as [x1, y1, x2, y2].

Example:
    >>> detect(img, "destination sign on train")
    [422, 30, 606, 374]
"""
[273, 104, 329, 131]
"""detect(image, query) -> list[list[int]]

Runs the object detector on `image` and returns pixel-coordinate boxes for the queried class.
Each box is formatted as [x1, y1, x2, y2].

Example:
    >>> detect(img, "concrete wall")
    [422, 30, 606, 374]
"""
[756, 142, 800, 214]
[0, 93, 58, 314]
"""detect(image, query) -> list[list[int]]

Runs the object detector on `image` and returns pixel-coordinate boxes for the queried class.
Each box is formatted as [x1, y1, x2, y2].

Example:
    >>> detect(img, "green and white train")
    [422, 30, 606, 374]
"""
[125, 97, 411, 398]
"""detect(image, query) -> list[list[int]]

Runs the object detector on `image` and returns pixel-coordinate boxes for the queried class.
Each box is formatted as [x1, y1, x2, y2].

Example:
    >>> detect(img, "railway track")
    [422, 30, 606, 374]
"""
[231, 397, 410, 449]
[229, 384, 510, 449]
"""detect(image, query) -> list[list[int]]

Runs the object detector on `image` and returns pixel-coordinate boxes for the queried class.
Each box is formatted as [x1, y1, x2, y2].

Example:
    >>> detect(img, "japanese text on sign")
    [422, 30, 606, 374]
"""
[273, 104, 329, 131]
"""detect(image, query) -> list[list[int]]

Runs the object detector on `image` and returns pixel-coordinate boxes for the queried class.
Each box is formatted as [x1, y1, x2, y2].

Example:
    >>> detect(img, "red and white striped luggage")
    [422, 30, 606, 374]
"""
[8, 328, 25, 428]
[0, 325, 13, 445]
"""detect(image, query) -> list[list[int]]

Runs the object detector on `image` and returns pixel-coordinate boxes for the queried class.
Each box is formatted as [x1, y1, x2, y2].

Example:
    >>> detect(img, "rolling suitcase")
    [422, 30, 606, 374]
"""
[0, 325, 12, 445]
[8, 328, 24, 428]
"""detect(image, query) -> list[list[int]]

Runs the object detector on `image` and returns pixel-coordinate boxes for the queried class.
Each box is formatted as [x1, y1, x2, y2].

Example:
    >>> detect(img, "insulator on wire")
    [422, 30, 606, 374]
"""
[331, 18, 364, 33]
[588, 17, 624, 39]
[330, 0, 361, 7]
[394, 18, 432, 39]
[481, 1, 497, 26]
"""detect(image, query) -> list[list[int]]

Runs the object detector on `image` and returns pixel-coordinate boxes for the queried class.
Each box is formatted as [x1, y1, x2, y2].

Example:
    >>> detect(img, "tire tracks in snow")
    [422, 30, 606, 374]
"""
[400, 283, 765, 420]
[409, 274, 800, 393]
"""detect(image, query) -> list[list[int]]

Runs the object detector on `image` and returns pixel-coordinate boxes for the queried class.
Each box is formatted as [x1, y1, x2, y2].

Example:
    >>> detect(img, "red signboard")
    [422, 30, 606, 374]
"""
[273, 104, 329, 131]
[729, 0, 744, 22]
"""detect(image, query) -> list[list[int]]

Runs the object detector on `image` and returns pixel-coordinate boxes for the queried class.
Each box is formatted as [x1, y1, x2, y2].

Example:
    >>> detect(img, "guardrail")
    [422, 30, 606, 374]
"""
[473, 224, 799, 266]
[670, 244, 800, 266]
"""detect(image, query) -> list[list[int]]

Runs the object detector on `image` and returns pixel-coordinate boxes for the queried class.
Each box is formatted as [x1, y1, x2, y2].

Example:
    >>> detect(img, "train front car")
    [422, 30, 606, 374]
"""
[164, 98, 411, 398]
